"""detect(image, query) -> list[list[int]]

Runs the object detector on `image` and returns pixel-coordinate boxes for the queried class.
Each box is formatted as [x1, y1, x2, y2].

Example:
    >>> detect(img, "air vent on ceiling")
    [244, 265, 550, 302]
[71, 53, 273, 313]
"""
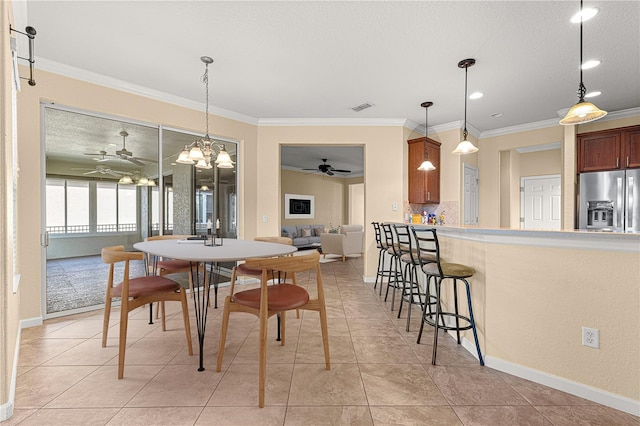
[351, 102, 374, 112]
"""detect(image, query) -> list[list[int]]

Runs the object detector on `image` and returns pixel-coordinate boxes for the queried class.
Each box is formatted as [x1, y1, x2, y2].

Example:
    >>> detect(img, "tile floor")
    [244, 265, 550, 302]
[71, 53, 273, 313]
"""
[6, 258, 639, 425]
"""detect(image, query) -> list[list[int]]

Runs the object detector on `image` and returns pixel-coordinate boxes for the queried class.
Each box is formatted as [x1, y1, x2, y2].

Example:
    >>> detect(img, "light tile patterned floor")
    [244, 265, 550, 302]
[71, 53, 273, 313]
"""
[6, 258, 639, 425]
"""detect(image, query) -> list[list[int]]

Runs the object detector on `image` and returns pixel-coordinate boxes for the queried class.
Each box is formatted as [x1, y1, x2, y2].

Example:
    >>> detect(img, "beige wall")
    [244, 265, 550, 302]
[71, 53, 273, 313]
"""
[257, 126, 406, 280]
[1, 1, 20, 417]
[438, 234, 639, 402]
[519, 149, 561, 177]
[480, 116, 640, 229]
[281, 169, 345, 228]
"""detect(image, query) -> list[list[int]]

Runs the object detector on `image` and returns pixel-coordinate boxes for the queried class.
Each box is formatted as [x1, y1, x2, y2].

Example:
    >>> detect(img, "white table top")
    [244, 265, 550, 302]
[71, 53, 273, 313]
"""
[133, 238, 298, 262]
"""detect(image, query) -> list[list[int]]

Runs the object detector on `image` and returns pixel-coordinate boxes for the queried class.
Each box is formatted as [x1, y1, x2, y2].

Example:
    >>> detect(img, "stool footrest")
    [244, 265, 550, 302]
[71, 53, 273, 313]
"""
[423, 311, 473, 332]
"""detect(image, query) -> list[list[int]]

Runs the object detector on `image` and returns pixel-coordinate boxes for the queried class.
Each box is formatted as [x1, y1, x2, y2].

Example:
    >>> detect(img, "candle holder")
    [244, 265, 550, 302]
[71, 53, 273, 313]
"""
[205, 233, 223, 247]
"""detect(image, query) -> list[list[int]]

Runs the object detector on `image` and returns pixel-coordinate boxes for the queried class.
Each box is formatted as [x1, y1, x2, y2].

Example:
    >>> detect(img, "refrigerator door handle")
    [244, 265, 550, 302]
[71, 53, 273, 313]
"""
[627, 176, 634, 231]
[616, 177, 623, 230]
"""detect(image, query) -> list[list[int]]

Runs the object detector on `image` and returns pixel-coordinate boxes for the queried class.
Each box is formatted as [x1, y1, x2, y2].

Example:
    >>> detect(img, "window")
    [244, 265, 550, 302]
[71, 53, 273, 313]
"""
[46, 178, 137, 234]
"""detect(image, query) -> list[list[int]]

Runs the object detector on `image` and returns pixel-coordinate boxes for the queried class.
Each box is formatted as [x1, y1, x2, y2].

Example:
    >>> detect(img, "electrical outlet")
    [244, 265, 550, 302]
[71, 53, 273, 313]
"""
[261, 215, 268, 223]
[582, 326, 600, 349]
[392, 203, 398, 211]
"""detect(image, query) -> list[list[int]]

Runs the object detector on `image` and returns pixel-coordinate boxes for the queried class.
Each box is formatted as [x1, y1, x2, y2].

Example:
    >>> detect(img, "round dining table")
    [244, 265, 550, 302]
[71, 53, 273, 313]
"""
[134, 237, 297, 371]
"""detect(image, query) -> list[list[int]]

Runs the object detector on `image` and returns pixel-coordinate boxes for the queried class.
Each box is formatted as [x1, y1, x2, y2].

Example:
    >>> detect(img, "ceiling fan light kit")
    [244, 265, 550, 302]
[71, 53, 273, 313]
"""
[452, 58, 479, 155]
[560, 0, 607, 125]
[176, 56, 235, 169]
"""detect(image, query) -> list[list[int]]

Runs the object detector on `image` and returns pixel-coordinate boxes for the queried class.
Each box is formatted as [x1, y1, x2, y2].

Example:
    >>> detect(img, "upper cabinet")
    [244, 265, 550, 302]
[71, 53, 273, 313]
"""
[408, 137, 441, 204]
[578, 125, 640, 172]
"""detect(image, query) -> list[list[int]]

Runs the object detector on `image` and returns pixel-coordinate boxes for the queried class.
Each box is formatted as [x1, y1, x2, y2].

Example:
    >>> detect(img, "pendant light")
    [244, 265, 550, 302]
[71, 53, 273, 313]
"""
[417, 101, 436, 171]
[452, 58, 479, 155]
[176, 56, 236, 169]
[560, 0, 607, 125]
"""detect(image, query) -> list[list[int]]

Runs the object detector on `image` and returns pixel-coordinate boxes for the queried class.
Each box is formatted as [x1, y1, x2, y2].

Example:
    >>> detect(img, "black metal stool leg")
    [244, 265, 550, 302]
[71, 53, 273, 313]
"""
[464, 278, 485, 365]
[453, 279, 461, 344]
[431, 277, 442, 365]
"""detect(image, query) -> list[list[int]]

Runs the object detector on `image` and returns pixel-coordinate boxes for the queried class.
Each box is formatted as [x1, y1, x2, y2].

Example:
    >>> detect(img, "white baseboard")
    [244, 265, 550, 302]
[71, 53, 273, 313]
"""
[0, 326, 21, 421]
[454, 334, 640, 417]
[20, 316, 43, 329]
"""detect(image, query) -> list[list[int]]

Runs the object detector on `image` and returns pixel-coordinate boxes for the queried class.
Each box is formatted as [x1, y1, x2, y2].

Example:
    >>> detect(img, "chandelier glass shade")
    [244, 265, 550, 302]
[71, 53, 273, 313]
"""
[176, 56, 236, 169]
[452, 58, 479, 155]
[418, 101, 436, 171]
[560, 0, 606, 125]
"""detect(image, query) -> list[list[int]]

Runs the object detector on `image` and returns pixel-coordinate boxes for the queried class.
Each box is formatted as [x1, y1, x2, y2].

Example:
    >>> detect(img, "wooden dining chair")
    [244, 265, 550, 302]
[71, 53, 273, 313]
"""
[101, 245, 193, 379]
[216, 250, 330, 407]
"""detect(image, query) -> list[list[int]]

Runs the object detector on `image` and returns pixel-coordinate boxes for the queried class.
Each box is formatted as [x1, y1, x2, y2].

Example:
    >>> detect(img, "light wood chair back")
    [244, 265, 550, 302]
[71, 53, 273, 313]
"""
[216, 250, 329, 407]
[101, 245, 193, 379]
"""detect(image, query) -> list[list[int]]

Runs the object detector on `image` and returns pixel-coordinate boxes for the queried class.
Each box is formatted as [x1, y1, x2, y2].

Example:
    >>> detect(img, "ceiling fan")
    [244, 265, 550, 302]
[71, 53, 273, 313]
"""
[71, 165, 132, 178]
[113, 131, 153, 166]
[303, 159, 351, 176]
[83, 150, 111, 162]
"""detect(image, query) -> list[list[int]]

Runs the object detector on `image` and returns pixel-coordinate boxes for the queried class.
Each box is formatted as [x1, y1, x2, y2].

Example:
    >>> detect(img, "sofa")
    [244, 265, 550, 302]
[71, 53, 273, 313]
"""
[320, 224, 364, 261]
[281, 224, 326, 248]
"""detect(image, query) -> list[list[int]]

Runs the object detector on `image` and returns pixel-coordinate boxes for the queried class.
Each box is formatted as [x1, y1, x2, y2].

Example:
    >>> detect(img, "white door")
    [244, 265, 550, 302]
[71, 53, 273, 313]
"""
[463, 164, 479, 225]
[521, 175, 561, 230]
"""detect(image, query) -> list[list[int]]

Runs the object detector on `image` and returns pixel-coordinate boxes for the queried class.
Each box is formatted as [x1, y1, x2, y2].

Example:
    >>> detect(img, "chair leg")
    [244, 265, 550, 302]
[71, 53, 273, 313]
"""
[118, 300, 129, 379]
[161, 301, 167, 331]
[216, 296, 232, 372]
[319, 304, 331, 370]
[453, 279, 461, 344]
[258, 308, 268, 408]
[180, 290, 194, 356]
[102, 294, 112, 348]
[280, 311, 286, 346]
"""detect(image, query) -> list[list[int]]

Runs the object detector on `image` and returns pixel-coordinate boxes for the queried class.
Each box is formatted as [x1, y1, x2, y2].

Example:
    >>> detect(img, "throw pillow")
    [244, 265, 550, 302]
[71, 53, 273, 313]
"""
[300, 228, 312, 237]
[314, 227, 325, 236]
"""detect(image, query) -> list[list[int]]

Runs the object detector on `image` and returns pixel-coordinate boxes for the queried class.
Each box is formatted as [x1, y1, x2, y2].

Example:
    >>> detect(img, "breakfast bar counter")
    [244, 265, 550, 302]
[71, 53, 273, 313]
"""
[380, 222, 639, 414]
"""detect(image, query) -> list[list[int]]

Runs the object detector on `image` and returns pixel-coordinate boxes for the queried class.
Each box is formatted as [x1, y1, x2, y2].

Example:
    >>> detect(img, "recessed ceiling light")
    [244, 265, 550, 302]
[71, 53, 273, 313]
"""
[581, 59, 601, 70]
[491, 112, 503, 118]
[108, 143, 117, 147]
[570, 7, 598, 23]
[171, 162, 177, 166]
[469, 92, 483, 100]
[585, 91, 602, 98]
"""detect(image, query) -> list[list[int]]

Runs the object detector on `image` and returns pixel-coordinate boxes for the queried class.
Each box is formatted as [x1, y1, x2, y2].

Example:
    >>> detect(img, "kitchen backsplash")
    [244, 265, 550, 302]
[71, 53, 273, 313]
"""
[405, 201, 459, 225]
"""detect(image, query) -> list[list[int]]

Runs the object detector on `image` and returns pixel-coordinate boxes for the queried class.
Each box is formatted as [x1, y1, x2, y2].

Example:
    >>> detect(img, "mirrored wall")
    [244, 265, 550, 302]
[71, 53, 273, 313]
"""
[43, 105, 237, 316]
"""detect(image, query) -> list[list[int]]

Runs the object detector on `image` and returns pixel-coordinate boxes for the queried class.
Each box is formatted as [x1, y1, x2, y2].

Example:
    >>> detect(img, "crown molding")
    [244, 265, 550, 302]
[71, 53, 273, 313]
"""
[35, 57, 259, 126]
[480, 107, 640, 139]
[258, 117, 408, 127]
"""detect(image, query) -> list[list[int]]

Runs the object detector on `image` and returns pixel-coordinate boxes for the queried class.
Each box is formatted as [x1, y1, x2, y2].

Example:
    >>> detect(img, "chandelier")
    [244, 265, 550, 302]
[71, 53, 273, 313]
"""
[176, 56, 235, 169]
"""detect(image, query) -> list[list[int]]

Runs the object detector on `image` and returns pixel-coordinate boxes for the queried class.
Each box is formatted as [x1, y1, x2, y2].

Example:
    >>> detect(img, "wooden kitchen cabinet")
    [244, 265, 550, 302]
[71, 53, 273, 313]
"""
[408, 137, 441, 204]
[577, 125, 640, 172]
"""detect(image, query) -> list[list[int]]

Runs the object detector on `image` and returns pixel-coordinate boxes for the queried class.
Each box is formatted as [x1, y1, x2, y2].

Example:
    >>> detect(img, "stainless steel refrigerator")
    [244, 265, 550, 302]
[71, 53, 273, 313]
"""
[578, 169, 640, 233]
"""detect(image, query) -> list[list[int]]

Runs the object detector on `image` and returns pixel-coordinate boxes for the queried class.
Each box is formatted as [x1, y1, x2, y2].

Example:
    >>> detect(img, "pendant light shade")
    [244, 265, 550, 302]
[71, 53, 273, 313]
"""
[418, 101, 436, 171]
[560, 0, 607, 125]
[453, 58, 479, 155]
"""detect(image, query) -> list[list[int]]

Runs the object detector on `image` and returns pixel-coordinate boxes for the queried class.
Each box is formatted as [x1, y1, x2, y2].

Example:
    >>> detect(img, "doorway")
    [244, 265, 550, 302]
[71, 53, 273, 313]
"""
[521, 175, 561, 230]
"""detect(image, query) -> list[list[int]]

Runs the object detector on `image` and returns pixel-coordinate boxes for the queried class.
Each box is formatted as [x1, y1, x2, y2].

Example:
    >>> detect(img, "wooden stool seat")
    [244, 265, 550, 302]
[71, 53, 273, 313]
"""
[423, 262, 475, 279]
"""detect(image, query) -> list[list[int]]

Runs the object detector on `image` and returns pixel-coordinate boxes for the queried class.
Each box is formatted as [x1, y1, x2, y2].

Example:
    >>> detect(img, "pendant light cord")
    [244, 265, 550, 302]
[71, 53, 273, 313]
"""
[202, 63, 210, 138]
[463, 65, 469, 140]
[577, 0, 586, 102]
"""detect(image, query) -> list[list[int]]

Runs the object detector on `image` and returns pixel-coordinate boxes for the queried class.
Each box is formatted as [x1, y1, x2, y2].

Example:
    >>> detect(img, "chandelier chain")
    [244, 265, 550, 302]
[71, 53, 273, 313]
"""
[202, 63, 210, 137]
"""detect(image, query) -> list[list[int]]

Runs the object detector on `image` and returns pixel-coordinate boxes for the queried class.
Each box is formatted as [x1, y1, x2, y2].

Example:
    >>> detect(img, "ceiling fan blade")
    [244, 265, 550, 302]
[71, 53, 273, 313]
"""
[327, 170, 334, 176]
[83, 170, 99, 175]
[302, 168, 319, 171]
[127, 157, 144, 166]
[105, 171, 120, 177]
[331, 169, 351, 173]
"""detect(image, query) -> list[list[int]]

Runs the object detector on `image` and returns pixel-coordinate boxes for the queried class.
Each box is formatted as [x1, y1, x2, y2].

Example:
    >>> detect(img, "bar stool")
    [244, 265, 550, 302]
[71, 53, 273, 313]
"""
[393, 224, 439, 332]
[381, 223, 404, 310]
[371, 222, 388, 291]
[411, 226, 484, 366]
